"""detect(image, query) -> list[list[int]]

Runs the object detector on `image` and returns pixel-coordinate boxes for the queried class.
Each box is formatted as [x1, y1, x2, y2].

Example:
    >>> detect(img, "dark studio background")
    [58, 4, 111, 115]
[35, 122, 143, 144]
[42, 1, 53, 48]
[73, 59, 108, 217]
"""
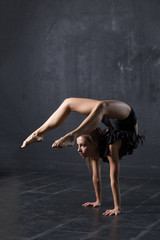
[0, 0, 160, 177]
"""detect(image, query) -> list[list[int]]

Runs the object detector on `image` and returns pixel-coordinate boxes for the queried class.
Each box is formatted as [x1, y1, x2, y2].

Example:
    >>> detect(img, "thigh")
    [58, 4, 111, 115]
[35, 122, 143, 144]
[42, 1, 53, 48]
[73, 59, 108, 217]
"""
[68, 98, 101, 115]
[103, 100, 131, 120]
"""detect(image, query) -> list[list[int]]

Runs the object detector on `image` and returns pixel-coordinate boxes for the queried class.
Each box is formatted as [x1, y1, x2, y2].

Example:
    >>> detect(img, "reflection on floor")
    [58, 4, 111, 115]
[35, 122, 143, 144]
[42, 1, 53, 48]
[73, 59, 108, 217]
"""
[0, 171, 160, 240]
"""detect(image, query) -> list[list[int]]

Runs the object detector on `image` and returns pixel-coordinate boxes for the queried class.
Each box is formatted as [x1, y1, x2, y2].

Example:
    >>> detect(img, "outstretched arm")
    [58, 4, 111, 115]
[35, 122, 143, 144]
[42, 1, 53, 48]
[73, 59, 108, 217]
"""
[103, 140, 121, 216]
[82, 158, 101, 208]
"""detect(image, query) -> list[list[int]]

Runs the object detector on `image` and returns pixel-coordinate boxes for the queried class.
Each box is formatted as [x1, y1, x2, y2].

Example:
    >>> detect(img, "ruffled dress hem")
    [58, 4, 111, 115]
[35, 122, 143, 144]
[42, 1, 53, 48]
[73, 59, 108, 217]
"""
[100, 127, 145, 163]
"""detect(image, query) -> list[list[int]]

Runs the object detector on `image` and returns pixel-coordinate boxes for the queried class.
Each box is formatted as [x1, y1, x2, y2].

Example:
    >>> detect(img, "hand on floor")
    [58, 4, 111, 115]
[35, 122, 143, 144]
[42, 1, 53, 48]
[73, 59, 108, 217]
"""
[102, 208, 120, 216]
[82, 201, 101, 208]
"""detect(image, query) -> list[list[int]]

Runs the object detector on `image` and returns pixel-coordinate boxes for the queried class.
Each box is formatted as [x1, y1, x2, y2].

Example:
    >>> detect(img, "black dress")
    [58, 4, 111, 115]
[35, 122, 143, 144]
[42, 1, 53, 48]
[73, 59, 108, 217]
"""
[100, 107, 144, 162]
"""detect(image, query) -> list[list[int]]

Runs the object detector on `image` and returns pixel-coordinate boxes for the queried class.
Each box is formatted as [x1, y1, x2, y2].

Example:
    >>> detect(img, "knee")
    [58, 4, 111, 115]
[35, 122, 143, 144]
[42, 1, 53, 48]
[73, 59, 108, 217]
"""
[95, 101, 106, 114]
[62, 98, 73, 109]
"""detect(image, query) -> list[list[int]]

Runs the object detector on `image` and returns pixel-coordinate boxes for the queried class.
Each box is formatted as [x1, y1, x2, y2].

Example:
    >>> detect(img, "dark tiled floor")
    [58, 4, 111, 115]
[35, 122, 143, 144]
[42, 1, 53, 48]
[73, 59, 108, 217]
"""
[0, 171, 160, 240]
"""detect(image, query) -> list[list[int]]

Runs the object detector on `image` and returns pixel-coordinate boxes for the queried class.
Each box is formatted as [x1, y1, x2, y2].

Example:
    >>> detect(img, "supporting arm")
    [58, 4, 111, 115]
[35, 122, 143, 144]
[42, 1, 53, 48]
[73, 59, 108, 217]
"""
[82, 158, 101, 208]
[103, 140, 121, 216]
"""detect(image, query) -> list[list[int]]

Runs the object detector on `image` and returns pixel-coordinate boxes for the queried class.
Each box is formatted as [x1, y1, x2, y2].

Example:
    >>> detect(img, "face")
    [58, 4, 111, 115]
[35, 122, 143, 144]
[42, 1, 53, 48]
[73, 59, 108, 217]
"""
[77, 136, 96, 158]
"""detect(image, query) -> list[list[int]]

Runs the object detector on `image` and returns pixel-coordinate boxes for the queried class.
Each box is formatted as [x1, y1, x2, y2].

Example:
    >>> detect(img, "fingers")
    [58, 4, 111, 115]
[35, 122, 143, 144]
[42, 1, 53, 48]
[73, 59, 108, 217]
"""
[102, 209, 120, 216]
[82, 204, 119, 216]
[82, 202, 101, 208]
[102, 210, 110, 216]
[115, 211, 118, 216]
[93, 204, 97, 208]
[82, 202, 92, 207]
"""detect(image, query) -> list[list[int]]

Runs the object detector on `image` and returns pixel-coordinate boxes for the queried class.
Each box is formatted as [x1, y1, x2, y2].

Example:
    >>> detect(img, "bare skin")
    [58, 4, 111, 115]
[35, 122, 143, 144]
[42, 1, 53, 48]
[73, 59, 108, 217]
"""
[102, 140, 121, 216]
[21, 98, 136, 148]
[77, 135, 121, 216]
[21, 98, 138, 216]
[82, 157, 102, 208]
[77, 136, 101, 208]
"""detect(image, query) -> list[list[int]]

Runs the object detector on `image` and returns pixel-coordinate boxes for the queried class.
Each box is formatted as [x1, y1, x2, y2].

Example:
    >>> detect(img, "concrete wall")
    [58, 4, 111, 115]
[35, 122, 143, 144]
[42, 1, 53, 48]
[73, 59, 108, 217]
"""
[0, 0, 160, 176]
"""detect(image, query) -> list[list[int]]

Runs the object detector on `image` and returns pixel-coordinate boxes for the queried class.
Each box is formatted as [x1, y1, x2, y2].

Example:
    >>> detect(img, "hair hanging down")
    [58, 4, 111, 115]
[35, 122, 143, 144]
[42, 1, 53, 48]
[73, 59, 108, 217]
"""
[80, 128, 104, 170]
[80, 128, 104, 153]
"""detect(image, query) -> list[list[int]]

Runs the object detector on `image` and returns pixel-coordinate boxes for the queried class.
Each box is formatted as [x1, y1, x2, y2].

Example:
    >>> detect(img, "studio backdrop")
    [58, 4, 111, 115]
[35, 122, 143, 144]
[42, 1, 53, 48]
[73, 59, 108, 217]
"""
[0, 0, 160, 176]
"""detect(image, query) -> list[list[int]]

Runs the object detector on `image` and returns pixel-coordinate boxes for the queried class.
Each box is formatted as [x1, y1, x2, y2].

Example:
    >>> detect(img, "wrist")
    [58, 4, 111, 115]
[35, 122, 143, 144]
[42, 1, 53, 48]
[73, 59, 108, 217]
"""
[96, 199, 101, 204]
[114, 206, 121, 211]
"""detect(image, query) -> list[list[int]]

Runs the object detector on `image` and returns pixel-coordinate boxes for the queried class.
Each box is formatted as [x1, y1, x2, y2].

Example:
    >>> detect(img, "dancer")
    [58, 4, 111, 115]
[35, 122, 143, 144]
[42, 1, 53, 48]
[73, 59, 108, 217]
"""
[77, 128, 120, 216]
[21, 98, 143, 215]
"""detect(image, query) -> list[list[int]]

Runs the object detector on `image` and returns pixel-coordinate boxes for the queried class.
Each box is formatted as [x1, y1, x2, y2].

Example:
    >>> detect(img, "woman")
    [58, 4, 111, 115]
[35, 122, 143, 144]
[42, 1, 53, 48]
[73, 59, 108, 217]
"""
[21, 98, 143, 215]
[76, 128, 121, 216]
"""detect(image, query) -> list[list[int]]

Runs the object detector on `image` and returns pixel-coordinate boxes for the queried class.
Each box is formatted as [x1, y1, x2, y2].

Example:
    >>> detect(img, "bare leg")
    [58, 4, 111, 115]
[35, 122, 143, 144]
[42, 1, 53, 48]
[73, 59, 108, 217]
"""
[52, 100, 131, 148]
[21, 98, 100, 148]
[21, 98, 131, 148]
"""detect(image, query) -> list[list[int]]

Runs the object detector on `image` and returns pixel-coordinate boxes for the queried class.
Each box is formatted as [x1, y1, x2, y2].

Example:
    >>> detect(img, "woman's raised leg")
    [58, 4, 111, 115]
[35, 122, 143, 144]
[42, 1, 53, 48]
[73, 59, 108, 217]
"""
[52, 101, 106, 148]
[21, 98, 100, 148]
[52, 100, 131, 148]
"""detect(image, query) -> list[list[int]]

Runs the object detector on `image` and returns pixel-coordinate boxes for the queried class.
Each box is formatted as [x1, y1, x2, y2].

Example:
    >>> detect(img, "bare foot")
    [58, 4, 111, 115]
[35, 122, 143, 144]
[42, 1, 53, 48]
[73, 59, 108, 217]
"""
[21, 132, 43, 148]
[52, 133, 76, 148]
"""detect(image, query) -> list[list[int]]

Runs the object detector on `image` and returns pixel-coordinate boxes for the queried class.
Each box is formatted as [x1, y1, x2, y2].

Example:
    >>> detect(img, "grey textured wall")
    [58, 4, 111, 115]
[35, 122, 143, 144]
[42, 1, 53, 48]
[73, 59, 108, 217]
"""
[0, 0, 160, 176]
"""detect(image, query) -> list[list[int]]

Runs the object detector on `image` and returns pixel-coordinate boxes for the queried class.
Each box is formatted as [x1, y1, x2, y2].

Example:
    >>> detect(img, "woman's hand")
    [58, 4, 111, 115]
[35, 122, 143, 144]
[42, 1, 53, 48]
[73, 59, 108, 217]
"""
[102, 208, 120, 216]
[82, 201, 101, 208]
